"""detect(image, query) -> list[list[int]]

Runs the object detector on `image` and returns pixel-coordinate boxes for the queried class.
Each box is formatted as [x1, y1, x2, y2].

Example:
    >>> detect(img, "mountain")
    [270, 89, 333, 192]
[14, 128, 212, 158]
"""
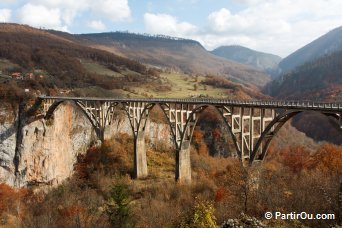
[210, 45, 281, 73]
[0, 23, 268, 102]
[267, 23, 342, 145]
[59, 32, 271, 88]
[0, 23, 158, 100]
[278, 26, 342, 73]
[265, 50, 342, 144]
[266, 50, 342, 101]
[266, 26, 342, 145]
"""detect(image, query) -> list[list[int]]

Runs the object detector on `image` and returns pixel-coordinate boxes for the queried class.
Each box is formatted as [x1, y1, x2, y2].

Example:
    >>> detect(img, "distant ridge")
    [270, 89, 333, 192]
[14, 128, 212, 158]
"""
[66, 31, 270, 87]
[211, 45, 281, 73]
[81, 31, 201, 43]
[278, 26, 342, 73]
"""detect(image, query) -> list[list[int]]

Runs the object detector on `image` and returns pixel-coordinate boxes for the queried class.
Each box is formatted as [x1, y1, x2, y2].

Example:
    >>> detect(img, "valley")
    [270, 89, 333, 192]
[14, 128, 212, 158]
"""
[0, 22, 341, 228]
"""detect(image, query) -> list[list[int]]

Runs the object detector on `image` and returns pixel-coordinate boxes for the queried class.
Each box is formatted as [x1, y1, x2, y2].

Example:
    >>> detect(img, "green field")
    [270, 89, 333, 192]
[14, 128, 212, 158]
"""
[115, 72, 229, 99]
[77, 59, 232, 99]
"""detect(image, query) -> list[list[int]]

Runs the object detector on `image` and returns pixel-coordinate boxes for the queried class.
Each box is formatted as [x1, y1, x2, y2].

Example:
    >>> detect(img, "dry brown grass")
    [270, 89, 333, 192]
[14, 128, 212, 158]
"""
[0, 133, 338, 227]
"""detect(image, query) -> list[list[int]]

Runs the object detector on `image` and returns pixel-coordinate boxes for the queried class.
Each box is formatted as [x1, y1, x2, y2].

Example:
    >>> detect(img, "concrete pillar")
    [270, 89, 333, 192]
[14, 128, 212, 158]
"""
[242, 157, 250, 167]
[134, 131, 148, 179]
[176, 140, 191, 183]
[247, 161, 262, 190]
[96, 128, 105, 142]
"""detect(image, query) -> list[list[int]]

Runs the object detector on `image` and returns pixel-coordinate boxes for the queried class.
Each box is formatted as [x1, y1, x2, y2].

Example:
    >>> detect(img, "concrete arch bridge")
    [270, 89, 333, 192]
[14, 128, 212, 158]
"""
[32, 96, 341, 183]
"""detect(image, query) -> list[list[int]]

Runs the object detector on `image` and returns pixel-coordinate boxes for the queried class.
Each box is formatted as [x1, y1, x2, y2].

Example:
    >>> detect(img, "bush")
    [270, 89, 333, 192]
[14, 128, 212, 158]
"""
[179, 200, 217, 228]
[106, 183, 133, 227]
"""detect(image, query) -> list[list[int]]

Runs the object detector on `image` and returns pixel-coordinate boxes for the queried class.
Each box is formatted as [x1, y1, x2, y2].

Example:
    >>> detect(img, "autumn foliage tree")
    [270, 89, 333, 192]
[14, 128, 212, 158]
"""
[192, 127, 209, 155]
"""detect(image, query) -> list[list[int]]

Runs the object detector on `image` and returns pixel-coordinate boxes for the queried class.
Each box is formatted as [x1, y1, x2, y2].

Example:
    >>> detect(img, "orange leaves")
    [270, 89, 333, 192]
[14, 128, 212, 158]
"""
[311, 143, 342, 174]
[75, 146, 100, 179]
[198, 144, 209, 156]
[0, 183, 16, 213]
[0, 183, 33, 220]
[215, 187, 225, 202]
[192, 128, 209, 156]
[265, 143, 341, 176]
[192, 128, 204, 144]
[278, 146, 312, 173]
[58, 205, 85, 219]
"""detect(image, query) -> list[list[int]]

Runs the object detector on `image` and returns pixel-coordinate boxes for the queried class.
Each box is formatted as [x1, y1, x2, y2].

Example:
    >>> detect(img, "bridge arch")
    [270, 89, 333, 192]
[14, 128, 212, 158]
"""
[250, 110, 341, 163]
[152, 103, 243, 182]
[45, 100, 102, 139]
[180, 104, 240, 157]
[135, 103, 178, 178]
[121, 102, 155, 139]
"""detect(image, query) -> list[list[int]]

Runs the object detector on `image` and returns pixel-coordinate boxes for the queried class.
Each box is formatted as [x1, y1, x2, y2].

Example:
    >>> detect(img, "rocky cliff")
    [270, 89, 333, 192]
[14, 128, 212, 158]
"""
[0, 103, 97, 187]
[0, 103, 174, 187]
[0, 106, 18, 186]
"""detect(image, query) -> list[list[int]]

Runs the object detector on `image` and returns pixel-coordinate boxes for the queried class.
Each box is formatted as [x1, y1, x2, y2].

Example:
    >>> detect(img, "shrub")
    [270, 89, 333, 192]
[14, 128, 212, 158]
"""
[179, 200, 217, 228]
[106, 183, 133, 227]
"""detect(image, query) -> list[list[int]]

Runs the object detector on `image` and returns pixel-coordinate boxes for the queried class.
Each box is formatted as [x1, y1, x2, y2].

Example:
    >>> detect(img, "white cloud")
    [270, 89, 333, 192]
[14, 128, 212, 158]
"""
[144, 0, 342, 57]
[93, 0, 131, 22]
[2, 0, 341, 57]
[14, 0, 131, 32]
[204, 0, 342, 56]
[144, 13, 198, 37]
[29, 0, 131, 24]
[207, 8, 251, 34]
[0, 9, 11, 22]
[17, 3, 68, 31]
[88, 20, 106, 30]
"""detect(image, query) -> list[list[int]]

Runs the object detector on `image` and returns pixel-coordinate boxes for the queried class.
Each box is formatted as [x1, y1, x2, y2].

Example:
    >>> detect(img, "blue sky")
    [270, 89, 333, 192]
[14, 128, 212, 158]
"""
[1, 0, 342, 57]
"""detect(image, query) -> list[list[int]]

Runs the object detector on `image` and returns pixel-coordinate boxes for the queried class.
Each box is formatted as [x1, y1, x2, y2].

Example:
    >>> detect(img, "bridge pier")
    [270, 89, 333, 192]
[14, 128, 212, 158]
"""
[95, 128, 105, 142]
[176, 141, 191, 183]
[134, 131, 148, 179]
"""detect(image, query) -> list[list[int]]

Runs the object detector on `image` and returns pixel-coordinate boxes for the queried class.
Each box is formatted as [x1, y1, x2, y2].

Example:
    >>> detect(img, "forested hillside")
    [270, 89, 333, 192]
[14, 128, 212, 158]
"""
[0, 24, 161, 101]
[278, 26, 342, 74]
[264, 50, 342, 144]
[266, 50, 342, 101]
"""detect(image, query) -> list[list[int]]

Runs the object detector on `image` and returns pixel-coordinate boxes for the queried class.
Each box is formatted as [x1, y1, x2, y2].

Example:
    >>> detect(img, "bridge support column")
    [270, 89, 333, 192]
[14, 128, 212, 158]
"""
[247, 161, 262, 191]
[95, 128, 105, 142]
[176, 141, 191, 183]
[134, 131, 148, 179]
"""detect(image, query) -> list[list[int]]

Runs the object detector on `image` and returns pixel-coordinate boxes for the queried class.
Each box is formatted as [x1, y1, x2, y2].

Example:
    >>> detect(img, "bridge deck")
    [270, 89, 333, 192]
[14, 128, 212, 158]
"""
[39, 96, 342, 111]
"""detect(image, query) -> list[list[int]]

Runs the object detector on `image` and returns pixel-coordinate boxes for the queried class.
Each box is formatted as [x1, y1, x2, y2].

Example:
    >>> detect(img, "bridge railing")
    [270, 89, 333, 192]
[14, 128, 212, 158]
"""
[38, 96, 342, 111]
